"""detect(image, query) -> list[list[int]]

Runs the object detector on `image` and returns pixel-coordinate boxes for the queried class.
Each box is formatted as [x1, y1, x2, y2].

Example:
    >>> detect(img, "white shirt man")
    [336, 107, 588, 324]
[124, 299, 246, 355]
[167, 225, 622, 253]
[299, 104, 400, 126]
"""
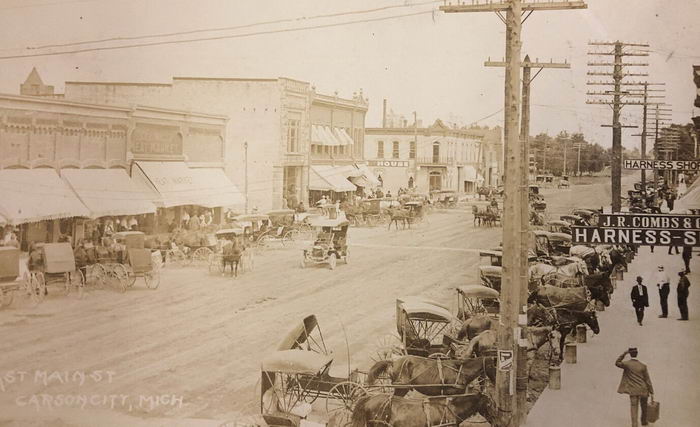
[655, 265, 671, 318]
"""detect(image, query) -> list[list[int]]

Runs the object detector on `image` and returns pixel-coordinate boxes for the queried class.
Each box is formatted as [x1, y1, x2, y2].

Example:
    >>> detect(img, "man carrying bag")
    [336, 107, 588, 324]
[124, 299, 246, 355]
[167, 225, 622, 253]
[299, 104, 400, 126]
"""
[616, 347, 655, 426]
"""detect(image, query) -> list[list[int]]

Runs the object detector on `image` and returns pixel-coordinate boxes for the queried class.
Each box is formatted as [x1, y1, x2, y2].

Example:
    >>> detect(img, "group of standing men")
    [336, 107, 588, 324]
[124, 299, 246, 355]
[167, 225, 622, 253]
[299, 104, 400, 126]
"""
[631, 266, 691, 325]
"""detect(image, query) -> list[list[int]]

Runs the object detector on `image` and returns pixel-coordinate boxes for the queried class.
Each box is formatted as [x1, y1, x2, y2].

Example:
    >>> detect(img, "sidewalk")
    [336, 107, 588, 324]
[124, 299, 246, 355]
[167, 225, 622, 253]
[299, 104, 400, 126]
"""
[526, 246, 700, 427]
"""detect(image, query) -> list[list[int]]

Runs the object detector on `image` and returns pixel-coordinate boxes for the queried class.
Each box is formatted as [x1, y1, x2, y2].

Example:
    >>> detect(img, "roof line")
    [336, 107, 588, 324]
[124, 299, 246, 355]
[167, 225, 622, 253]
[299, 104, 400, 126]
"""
[65, 81, 172, 87]
[173, 76, 278, 82]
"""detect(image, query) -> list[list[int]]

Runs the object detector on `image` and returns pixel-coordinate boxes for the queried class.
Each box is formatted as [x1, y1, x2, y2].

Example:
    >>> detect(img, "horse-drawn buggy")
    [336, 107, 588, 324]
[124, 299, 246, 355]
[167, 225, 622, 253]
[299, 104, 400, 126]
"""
[560, 214, 585, 227]
[232, 214, 273, 252]
[171, 229, 218, 265]
[456, 285, 500, 321]
[207, 227, 253, 276]
[572, 208, 600, 226]
[548, 232, 573, 257]
[395, 298, 455, 358]
[432, 190, 458, 208]
[260, 314, 368, 426]
[546, 220, 572, 235]
[31, 242, 85, 298]
[301, 217, 349, 270]
[255, 209, 307, 249]
[0, 246, 41, 308]
[104, 232, 160, 290]
[403, 200, 426, 224]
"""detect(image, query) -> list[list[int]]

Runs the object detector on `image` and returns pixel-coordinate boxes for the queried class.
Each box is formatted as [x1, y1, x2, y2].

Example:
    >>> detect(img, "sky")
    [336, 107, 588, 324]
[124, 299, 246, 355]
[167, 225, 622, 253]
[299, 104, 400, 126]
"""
[0, 0, 698, 149]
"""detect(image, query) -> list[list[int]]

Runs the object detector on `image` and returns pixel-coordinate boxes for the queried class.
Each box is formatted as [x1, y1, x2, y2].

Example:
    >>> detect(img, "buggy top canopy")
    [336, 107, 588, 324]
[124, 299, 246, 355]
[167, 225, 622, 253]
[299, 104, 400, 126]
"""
[215, 228, 245, 237]
[399, 301, 453, 323]
[397, 296, 451, 313]
[403, 201, 423, 207]
[547, 220, 570, 228]
[479, 265, 503, 277]
[277, 314, 326, 352]
[261, 350, 333, 374]
[548, 232, 572, 242]
[233, 214, 270, 222]
[307, 217, 349, 228]
[457, 285, 500, 299]
[266, 209, 296, 217]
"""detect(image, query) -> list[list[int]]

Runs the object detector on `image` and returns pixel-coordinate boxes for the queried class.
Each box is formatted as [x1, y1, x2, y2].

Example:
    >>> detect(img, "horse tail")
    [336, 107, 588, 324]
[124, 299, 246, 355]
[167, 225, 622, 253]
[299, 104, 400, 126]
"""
[350, 394, 373, 427]
[366, 360, 392, 385]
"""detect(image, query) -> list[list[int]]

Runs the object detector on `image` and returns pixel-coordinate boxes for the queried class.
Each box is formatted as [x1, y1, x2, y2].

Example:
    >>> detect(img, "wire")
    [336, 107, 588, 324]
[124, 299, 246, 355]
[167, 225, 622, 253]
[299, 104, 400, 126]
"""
[27, 1, 443, 50]
[470, 108, 504, 124]
[0, 9, 435, 60]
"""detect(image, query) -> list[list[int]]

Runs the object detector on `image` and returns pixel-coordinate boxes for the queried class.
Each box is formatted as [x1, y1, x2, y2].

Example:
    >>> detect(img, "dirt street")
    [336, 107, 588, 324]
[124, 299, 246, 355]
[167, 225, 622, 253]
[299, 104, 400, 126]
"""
[0, 177, 617, 426]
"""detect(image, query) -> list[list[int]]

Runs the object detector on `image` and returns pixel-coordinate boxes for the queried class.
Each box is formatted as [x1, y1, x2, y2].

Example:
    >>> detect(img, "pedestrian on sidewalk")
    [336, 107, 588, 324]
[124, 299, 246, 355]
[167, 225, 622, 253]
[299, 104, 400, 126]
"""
[631, 276, 649, 326]
[682, 245, 692, 273]
[654, 265, 670, 318]
[677, 271, 691, 321]
[616, 347, 655, 427]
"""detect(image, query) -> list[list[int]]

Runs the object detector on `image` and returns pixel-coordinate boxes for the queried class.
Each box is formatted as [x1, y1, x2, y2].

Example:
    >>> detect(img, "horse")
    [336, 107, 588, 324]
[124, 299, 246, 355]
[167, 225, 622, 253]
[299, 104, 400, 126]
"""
[527, 285, 590, 312]
[387, 207, 411, 230]
[366, 356, 496, 397]
[351, 392, 495, 427]
[456, 315, 494, 341]
[537, 307, 600, 360]
[583, 272, 613, 306]
[222, 238, 243, 277]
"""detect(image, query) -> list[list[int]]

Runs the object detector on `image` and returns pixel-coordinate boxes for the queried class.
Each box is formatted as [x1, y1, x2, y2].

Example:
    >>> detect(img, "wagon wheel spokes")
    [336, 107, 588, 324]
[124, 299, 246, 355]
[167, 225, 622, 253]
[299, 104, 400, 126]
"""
[326, 382, 368, 414]
[192, 247, 213, 265]
[370, 333, 405, 364]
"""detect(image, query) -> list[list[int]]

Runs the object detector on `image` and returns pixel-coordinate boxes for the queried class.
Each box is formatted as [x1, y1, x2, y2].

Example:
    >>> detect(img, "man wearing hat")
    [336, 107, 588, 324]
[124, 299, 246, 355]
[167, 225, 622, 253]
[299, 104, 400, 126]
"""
[677, 271, 691, 321]
[654, 265, 670, 318]
[631, 276, 649, 326]
[616, 348, 655, 427]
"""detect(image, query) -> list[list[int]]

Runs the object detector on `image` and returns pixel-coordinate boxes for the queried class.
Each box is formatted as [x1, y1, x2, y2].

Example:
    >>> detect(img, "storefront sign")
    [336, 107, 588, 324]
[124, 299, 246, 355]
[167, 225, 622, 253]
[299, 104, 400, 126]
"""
[623, 159, 700, 170]
[598, 214, 700, 230]
[369, 160, 409, 168]
[131, 124, 182, 156]
[572, 226, 700, 246]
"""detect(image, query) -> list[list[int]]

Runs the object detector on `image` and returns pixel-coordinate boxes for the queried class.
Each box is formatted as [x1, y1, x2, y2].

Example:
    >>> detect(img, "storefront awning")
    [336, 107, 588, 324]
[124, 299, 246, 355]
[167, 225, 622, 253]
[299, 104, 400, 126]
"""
[674, 185, 700, 212]
[133, 161, 245, 208]
[351, 163, 381, 188]
[62, 169, 156, 218]
[462, 166, 478, 182]
[0, 169, 90, 225]
[309, 165, 357, 192]
[311, 125, 353, 146]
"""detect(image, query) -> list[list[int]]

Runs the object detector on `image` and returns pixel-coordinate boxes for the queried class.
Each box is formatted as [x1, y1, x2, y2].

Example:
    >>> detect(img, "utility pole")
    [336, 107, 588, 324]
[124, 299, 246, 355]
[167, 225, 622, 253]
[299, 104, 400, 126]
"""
[484, 55, 570, 178]
[244, 141, 249, 213]
[626, 83, 667, 192]
[441, 2, 587, 426]
[563, 138, 568, 176]
[587, 41, 652, 212]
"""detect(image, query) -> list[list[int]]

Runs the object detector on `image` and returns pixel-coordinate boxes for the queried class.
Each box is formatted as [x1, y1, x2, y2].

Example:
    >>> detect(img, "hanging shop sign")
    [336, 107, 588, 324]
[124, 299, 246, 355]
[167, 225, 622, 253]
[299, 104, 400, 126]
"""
[623, 159, 700, 170]
[572, 213, 700, 246]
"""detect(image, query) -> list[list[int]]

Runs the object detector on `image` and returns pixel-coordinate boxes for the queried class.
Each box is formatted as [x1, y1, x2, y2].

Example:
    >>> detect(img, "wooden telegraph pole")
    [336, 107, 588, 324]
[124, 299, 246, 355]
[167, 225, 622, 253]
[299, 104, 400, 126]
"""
[586, 41, 652, 212]
[440, 2, 587, 426]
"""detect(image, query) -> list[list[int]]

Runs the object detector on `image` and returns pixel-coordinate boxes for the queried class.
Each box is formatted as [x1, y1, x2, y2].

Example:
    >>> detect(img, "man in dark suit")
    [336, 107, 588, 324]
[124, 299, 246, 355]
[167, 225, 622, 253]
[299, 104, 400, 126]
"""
[616, 347, 654, 427]
[677, 271, 691, 320]
[631, 276, 649, 326]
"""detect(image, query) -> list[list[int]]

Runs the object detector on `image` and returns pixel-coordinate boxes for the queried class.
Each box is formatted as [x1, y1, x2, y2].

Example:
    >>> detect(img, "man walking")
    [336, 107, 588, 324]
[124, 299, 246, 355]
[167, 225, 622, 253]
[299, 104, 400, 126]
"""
[616, 348, 654, 427]
[631, 276, 649, 326]
[682, 246, 692, 273]
[654, 265, 670, 318]
[677, 271, 691, 321]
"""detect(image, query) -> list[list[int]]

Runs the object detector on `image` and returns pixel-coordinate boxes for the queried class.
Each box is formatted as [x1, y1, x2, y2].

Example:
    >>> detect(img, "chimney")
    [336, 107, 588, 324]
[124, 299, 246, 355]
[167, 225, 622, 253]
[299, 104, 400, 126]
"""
[382, 99, 387, 128]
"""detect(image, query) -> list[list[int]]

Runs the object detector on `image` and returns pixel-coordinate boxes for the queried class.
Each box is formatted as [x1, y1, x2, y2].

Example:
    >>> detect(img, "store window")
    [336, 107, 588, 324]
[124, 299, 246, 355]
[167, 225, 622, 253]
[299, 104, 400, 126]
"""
[286, 119, 300, 153]
[392, 141, 400, 159]
[377, 141, 384, 158]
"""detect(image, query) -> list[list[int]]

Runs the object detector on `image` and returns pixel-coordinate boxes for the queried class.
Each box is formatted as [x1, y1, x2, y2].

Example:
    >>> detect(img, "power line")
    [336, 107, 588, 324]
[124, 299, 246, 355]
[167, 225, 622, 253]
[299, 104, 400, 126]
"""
[0, 9, 435, 60]
[26, 1, 442, 51]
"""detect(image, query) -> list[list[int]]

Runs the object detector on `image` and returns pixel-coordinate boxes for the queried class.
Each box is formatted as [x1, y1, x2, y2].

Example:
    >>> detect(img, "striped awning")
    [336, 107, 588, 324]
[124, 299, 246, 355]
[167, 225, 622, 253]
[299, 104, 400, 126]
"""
[0, 169, 89, 225]
[309, 165, 357, 192]
[311, 125, 353, 146]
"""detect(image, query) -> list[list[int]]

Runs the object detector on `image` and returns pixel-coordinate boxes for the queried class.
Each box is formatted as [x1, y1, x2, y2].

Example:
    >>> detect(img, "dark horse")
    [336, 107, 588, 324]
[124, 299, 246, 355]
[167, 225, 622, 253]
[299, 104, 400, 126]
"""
[549, 307, 600, 360]
[387, 207, 411, 230]
[366, 355, 496, 397]
[351, 392, 495, 427]
[583, 272, 613, 306]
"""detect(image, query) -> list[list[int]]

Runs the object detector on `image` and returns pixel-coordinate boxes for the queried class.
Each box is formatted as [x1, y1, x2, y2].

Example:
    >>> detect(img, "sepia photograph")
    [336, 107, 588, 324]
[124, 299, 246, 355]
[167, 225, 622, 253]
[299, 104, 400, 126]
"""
[0, 1, 698, 426]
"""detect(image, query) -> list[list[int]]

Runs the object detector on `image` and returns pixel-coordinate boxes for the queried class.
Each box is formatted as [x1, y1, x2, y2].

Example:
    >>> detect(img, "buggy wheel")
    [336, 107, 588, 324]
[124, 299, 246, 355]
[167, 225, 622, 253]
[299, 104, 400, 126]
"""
[370, 333, 405, 363]
[282, 230, 299, 246]
[144, 270, 160, 290]
[90, 264, 107, 289]
[326, 382, 368, 414]
[32, 272, 46, 302]
[107, 265, 128, 293]
[256, 234, 270, 252]
[192, 247, 213, 265]
[328, 253, 337, 270]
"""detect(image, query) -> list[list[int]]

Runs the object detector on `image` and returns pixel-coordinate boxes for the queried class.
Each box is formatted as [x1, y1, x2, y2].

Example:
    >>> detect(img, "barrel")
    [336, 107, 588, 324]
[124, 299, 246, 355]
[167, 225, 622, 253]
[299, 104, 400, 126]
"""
[564, 343, 577, 364]
[548, 366, 561, 390]
[576, 324, 587, 343]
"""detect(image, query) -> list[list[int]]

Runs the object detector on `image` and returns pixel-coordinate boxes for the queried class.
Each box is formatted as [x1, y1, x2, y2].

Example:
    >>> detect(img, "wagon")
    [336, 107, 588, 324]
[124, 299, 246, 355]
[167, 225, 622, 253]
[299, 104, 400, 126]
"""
[456, 284, 500, 320]
[479, 250, 503, 267]
[172, 229, 218, 264]
[35, 243, 84, 298]
[403, 201, 426, 224]
[256, 209, 305, 249]
[261, 315, 368, 426]
[396, 299, 455, 358]
[232, 214, 272, 252]
[479, 266, 503, 293]
[91, 242, 130, 293]
[301, 217, 349, 270]
[432, 190, 458, 208]
[124, 248, 160, 289]
[0, 247, 41, 308]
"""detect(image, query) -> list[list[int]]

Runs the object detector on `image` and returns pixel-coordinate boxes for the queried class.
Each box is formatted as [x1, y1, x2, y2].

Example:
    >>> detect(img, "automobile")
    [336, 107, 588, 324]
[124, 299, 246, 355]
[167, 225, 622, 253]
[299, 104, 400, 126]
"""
[301, 217, 349, 270]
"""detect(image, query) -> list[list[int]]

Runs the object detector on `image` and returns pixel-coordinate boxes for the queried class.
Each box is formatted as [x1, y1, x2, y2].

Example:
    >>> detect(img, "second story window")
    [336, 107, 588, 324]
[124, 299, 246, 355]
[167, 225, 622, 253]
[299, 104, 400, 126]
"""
[392, 141, 400, 159]
[409, 141, 416, 159]
[377, 141, 384, 158]
[286, 119, 300, 153]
